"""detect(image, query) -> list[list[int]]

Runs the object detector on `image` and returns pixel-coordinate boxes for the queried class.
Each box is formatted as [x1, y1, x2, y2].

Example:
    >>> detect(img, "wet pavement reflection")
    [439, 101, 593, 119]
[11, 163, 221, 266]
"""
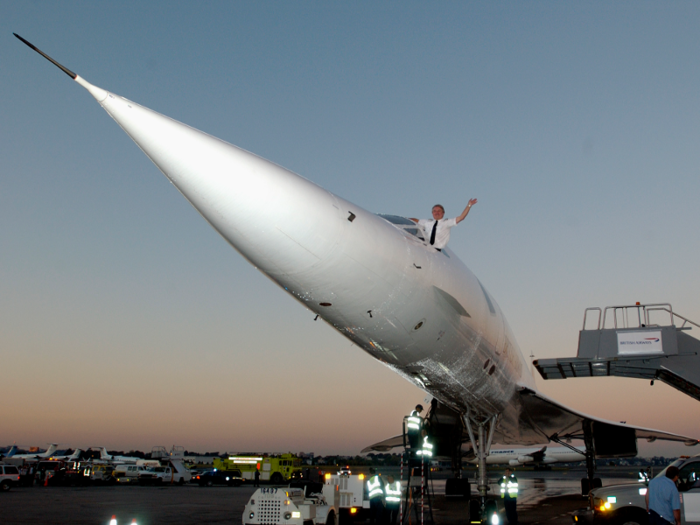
[426, 469, 637, 507]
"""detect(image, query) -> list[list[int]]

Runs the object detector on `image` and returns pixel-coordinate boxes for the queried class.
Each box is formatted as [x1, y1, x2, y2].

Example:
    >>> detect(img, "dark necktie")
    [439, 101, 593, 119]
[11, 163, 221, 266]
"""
[430, 220, 438, 245]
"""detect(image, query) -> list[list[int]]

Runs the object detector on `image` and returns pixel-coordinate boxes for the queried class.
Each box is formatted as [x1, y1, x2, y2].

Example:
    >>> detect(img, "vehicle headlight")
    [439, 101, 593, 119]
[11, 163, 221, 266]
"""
[292, 512, 301, 519]
[249, 512, 255, 519]
[284, 512, 292, 520]
[491, 513, 499, 525]
[607, 497, 617, 504]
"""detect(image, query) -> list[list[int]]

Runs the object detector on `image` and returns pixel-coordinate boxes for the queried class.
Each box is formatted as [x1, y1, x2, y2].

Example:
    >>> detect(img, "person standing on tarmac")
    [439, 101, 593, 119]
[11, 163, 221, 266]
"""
[646, 465, 681, 525]
[367, 467, 385, 525]
[384, 475, 402, 525]
[500, 468, 519, 525]
[406, 404, 424, 451]
[254, 467, 260, 487]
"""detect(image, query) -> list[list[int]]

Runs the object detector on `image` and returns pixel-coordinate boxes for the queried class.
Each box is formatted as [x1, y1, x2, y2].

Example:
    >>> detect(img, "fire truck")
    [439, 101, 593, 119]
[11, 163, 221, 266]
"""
[213, 454, 302, 484]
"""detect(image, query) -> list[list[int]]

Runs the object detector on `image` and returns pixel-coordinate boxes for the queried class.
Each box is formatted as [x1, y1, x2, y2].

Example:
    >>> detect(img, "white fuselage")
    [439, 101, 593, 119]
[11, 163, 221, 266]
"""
[471, 446, 586, 466]
[10, 444, 58, 460]
[74, 77, 537, 439]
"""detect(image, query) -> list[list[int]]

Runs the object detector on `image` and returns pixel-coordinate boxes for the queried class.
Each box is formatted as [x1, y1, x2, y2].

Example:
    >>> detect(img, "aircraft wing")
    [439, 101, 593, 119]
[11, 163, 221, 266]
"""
[362, 386, 698, 455]
[361, 434, 405, 453]
[505, 386, 699, 453]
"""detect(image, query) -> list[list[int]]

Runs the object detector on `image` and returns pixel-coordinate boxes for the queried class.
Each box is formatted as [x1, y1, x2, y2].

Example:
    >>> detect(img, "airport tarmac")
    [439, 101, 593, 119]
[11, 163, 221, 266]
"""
[0, 467, 637, 525]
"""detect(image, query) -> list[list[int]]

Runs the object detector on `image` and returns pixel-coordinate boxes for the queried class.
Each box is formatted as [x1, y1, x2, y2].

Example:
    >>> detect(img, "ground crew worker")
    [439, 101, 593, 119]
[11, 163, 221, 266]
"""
[500, 468, 519, 525]
[406, 404, 423, 451]
[384, 475, 401, 525]
[415, 432, 434, 459]
[367, 468, 385, 525]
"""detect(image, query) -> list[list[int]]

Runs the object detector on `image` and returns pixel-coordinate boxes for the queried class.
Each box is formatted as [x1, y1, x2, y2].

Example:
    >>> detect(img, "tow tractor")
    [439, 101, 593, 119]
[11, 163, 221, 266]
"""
[243, 481, 339, 525]
[324, 472, 370, 522]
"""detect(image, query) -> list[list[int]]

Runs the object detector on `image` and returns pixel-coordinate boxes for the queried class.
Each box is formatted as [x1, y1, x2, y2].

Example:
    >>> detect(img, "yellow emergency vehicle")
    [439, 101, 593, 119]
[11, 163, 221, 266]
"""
[213, 454, 302, 484]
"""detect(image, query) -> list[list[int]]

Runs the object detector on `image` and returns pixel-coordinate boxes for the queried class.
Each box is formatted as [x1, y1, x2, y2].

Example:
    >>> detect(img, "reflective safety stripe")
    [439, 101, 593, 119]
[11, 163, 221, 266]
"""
[385, 481, 402, 502]
[416, 436, 433, 457]
[367, 476, 383, 498]
[500, 476, 518, 498]
[407, 412, 422, 431]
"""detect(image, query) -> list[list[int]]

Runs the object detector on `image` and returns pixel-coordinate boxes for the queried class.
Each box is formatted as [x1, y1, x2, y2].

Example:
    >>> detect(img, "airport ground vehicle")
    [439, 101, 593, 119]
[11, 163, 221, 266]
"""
[324, 473, 370, 522]
[0, 464, 21, 491]
[213, 454, 302, 483]
[35, 460, 65, 484]
[196, 469, 244, 487]
[575, 455, 700, 525]
[138, 460, 191, 485]
[243, 483, 339, 525]
[114, 464, 151, 484]
[87, 464, 115, 483]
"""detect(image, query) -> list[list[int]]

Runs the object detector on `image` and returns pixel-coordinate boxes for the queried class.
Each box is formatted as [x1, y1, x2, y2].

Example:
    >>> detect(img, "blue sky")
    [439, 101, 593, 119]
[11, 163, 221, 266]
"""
[2, 1, 700, 456]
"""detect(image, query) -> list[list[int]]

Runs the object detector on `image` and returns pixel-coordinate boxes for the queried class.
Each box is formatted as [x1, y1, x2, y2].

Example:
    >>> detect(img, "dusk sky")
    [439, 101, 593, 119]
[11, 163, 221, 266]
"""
[3, 2, 700, 457]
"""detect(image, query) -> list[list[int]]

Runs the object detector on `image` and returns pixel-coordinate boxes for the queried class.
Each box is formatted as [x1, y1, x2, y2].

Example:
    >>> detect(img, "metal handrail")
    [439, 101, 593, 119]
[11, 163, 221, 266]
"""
[582, 307, 602, 330]
[647, 307, 700, 331]
[581, 303, 699, 331]
[601, 303, 673, 329]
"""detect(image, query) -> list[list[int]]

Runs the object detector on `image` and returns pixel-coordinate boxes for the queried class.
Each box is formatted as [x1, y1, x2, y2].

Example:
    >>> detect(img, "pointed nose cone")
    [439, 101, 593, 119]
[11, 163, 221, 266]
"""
[74, 77, 348, 282]
[75, 76, 108, 103]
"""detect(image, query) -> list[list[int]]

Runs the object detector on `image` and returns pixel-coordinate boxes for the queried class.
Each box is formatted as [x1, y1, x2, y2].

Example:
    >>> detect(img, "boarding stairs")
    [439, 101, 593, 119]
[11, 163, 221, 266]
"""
[534, 303, 700, 401]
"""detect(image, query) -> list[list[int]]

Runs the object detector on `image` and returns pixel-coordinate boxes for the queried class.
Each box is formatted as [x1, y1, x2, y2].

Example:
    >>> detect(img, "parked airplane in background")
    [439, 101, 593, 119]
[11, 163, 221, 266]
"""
[97, 447, 141, 465]
[470, 445, 585, 467]
[50, 449, 83, 461]
[0, 445, 18, 459]
[15, 34, 698, 516]
[8, 443, 58, 460]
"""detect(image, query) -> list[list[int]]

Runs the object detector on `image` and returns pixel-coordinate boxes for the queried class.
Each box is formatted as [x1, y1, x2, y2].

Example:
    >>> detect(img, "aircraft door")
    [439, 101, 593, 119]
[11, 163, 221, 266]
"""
[679, 461, 700, 525]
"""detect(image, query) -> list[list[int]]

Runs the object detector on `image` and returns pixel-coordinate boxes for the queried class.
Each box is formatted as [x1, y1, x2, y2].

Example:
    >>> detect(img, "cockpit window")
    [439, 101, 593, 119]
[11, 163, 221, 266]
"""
[377, 214, 425, 241]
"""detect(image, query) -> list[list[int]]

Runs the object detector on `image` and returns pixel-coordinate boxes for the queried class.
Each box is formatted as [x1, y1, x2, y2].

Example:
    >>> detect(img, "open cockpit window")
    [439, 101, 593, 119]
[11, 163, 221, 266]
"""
[377, 214, 425, 241]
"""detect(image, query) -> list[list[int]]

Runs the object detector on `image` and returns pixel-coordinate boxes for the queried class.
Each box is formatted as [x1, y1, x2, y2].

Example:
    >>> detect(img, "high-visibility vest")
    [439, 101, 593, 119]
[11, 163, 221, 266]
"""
[385, 481, 402, 504]
[367, 475, 383, 499]
[500, 474, 518, 498]
[416, 436, 433, 457]
[407, 411, 422, 432]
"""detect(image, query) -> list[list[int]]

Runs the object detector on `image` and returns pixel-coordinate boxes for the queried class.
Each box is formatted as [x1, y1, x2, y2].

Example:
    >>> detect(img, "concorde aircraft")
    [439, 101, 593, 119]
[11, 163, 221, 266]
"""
[15, 34, 698, 505]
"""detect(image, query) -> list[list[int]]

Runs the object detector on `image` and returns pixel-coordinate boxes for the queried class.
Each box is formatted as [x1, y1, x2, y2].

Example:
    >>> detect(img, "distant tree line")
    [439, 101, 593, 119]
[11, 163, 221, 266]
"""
[0, 446, 680, 468]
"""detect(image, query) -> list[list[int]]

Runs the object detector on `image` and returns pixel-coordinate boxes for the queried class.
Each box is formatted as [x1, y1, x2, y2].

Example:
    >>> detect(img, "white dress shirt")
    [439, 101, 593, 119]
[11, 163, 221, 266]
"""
[417, 217, 458, 249]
